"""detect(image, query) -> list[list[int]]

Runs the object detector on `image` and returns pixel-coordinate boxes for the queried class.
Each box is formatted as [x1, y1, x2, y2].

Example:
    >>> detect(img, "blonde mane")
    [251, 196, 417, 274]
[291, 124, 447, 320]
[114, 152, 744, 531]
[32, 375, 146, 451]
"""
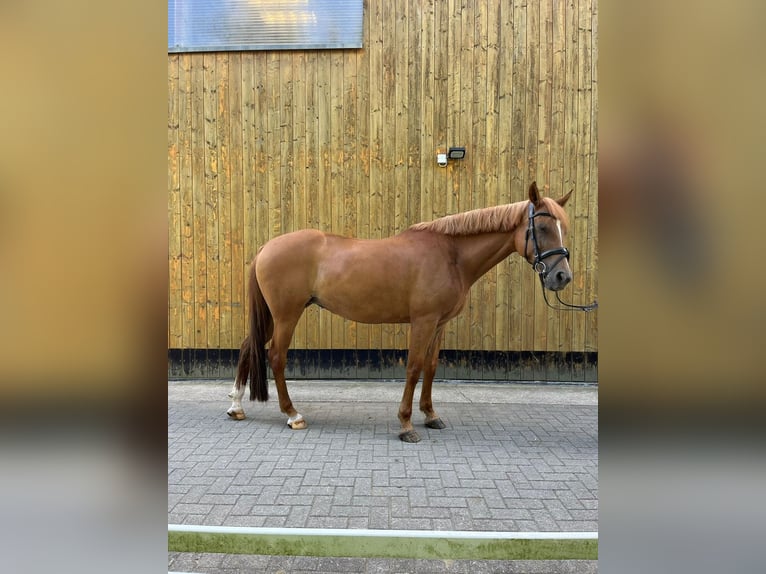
[409, 201, 529, 236]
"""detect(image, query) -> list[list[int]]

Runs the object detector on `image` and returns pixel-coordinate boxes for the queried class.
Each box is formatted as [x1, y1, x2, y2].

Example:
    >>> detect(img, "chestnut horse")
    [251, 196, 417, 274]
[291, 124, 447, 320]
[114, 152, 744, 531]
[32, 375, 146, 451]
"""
[228, 182, 574, 442]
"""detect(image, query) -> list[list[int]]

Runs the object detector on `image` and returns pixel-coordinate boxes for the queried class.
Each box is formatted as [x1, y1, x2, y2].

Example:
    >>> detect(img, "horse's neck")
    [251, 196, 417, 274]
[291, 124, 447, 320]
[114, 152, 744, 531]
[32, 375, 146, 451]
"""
[452, 232, 518, 286]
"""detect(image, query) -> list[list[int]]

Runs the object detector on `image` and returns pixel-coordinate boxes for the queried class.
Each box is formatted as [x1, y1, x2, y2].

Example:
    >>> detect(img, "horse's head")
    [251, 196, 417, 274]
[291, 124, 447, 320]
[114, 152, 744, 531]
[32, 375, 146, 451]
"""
[516, 182, 574, 291]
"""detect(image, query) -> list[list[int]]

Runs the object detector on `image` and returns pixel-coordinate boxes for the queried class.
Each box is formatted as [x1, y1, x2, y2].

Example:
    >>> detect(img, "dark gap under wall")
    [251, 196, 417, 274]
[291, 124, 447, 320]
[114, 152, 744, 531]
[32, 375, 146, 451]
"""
[168, 349, 597, 383]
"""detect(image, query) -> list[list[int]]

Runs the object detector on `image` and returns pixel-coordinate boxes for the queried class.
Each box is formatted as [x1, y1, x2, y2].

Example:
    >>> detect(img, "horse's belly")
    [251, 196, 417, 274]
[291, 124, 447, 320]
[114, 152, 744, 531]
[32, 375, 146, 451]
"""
[314, 284, 411, 324]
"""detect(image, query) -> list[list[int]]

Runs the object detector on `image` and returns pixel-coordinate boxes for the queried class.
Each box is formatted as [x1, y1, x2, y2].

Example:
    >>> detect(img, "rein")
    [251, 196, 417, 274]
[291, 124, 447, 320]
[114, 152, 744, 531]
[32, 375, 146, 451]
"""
[525, 202, 598, 313]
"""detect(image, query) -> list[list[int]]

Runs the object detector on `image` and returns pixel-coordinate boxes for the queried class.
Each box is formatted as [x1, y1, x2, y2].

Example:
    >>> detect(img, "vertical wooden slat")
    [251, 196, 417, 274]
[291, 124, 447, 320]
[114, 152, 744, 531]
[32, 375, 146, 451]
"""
[266, 53, 281, 239]
[432, 0, 448, 223]
[168, 55, 182, 349]
[253, 54, 270, 260]
[190, 54, 207, 350]
[202, 54, 220, 357]
[407, 0, 423, 228]
[342, 51, 358, 240]
[217, 52, 233, 350]
[228, 52, 245, 347]
[586, 0, 599, 354]
[419, 0, 435, 226]
[178, 54, 195, 351]
[279, 51, 294, 237]
[571, 0, 592, 358]
[537, 0, 553, 188]
[240, 53, 257, 335]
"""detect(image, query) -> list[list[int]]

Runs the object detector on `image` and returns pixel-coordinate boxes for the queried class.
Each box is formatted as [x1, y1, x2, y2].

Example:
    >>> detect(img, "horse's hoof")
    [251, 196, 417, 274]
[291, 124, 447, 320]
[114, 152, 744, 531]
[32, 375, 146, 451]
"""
[425, 418, 446, 429]
[398, 430, 421, 443]
[288, 417, 307, 430]
[227, 410, 246, 420]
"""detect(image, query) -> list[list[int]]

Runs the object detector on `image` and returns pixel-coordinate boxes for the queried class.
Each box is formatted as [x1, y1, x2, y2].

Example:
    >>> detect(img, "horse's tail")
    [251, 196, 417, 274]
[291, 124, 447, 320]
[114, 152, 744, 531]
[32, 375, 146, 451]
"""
[235, 257, 272, 402]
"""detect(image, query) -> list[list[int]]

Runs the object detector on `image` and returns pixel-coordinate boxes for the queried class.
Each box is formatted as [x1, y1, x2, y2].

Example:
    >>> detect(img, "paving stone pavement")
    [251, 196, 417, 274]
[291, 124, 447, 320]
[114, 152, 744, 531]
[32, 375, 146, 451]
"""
[168, 379, 598, 573]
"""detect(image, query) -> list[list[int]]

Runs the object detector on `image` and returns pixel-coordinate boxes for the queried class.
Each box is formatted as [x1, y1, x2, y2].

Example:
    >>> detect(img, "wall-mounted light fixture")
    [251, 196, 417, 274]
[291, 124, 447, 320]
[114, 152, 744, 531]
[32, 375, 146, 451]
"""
[447, 147, 466, 160]
[437, 147, 467, 167]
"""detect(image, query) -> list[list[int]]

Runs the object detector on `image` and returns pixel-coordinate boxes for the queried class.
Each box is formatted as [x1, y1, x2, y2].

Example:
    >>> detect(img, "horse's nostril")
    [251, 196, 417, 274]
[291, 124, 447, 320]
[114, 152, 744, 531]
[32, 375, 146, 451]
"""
[556, 271, 571, 285]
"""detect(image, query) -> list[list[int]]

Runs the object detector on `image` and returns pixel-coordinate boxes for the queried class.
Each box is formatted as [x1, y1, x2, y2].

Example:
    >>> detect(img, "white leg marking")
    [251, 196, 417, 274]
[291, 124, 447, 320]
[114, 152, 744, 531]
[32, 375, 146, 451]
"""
[287, 413, 304, 426]
[227, 382, 246, 419]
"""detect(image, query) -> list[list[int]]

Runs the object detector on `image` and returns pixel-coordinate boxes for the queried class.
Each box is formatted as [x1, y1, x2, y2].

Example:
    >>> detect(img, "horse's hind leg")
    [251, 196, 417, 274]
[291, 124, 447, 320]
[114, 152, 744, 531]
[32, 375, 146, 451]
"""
[227, 381, 246, 420]
[227, 338, 249, 420]
[268, 314, 307, 430]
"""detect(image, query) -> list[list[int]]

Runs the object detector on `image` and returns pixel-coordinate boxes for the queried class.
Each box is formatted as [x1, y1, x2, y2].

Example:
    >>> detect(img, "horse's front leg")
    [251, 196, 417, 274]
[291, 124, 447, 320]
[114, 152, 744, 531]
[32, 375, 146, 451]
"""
[420, 326, 446, 430]
[398, 359, 423, 443]
[398, 319, 439, 443]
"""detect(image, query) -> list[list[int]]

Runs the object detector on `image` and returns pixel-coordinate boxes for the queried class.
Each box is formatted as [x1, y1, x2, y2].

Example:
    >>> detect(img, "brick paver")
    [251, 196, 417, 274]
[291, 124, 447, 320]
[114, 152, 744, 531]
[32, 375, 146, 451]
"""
[169, 380, 597, 572]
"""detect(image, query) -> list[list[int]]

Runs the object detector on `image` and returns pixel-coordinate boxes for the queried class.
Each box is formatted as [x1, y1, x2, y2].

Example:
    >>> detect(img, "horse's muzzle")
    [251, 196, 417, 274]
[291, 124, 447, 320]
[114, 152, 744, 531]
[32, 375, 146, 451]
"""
[546, 269, 572, 291]
[541, 259, 573, 291]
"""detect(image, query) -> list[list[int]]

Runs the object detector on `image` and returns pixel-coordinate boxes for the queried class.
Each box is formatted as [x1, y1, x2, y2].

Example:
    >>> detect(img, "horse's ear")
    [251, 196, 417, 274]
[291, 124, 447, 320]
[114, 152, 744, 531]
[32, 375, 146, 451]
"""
[556, 189, 573, 207]
[528, 181, 541, 205]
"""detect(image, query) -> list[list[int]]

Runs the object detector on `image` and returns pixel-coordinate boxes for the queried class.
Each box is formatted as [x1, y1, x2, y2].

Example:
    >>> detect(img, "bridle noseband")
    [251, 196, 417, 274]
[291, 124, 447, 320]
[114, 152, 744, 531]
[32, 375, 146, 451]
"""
[524, 202, 598, 312]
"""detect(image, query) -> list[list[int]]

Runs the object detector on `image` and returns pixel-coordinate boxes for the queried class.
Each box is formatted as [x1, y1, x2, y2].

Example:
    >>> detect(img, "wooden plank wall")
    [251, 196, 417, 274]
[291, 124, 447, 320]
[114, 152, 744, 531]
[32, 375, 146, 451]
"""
[168, 0, 598, 364]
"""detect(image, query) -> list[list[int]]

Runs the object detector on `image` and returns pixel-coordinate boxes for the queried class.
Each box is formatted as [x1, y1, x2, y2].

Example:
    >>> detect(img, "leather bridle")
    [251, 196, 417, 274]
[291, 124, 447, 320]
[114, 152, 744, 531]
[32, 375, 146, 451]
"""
[524, 202, 571, 280]
[524, 202, 598, 312]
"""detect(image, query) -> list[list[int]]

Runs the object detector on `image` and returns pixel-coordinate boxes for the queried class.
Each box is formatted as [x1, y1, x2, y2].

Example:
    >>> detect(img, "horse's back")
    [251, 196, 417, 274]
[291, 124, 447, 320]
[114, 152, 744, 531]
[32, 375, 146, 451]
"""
[258, 228, 325, 255]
